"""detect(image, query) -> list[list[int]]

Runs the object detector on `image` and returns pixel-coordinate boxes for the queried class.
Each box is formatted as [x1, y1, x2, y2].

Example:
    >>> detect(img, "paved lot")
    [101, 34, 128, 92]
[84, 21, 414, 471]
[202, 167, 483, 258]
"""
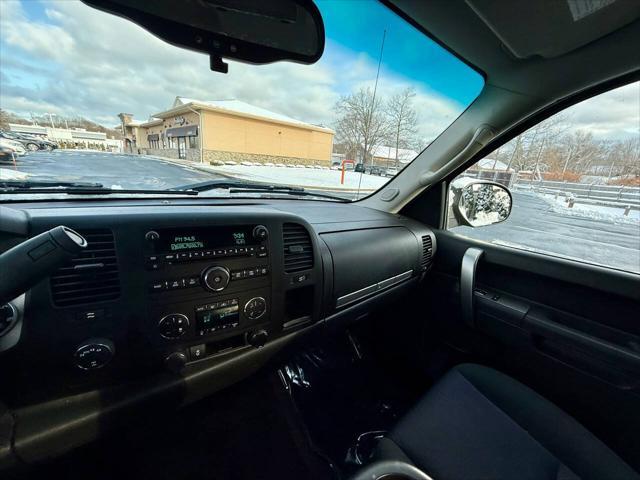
[452, 191, 640, 273]
[5, 150, 220, 189]
[4, 150, 639, 273]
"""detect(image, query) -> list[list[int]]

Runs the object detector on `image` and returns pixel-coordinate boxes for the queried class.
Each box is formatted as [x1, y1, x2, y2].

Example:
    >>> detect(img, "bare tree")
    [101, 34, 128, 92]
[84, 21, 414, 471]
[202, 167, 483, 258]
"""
[386, 87, 418, 167]
[0, 109, 8, 130]
[334, 87, 389, 165]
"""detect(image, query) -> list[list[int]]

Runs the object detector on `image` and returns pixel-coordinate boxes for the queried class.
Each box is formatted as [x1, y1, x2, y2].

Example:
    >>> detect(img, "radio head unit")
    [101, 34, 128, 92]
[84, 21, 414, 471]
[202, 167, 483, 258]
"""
[154, 226, 262, 254]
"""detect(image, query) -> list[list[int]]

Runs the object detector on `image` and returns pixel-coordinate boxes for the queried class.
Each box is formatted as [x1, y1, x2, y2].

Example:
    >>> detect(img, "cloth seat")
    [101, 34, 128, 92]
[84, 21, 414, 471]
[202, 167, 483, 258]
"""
[377, 364, 638, 480]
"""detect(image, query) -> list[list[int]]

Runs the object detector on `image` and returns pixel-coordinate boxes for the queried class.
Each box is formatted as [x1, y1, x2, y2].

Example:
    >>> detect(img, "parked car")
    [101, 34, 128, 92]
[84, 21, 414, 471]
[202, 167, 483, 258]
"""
[0, 130, 57, 151]
[0, 138, 27, 156]
[354, 163, 365, 173]
[370, 166, 385, 176]
[385, 167, 399, 177]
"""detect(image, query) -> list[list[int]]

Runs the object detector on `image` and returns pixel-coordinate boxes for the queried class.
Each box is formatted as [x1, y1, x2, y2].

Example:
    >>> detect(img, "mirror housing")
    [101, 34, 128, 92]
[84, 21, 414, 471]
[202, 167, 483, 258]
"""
[81, 0, 325, 73]
[450, 180, 512, 228]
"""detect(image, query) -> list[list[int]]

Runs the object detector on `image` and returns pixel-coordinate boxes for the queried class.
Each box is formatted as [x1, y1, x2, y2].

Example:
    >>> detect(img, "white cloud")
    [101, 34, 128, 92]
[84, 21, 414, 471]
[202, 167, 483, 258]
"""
[561, 82, 640, 140]
[0, 0, 464, 143]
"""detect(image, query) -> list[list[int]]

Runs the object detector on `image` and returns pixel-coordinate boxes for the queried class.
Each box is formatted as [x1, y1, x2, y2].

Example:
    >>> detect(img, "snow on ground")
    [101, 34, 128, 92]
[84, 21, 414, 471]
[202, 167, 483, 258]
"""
[541, 193, 640, 223]
[0, 167, 29, 180]
[197, 164, 390, 192]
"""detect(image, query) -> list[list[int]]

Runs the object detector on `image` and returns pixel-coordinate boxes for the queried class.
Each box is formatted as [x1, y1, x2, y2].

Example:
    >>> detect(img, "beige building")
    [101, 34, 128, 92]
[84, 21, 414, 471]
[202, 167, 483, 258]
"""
[119, 97, 334, 165]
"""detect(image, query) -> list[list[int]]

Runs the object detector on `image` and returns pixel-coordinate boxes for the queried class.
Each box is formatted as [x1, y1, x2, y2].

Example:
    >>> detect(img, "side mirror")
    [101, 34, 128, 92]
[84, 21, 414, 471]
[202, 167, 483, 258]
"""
[450, 180, 512, 228]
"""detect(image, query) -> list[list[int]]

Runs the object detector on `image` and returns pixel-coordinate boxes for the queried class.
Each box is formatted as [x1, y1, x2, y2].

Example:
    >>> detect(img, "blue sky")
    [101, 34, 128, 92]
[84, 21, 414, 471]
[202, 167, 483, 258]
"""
[318, 0, 483, 105]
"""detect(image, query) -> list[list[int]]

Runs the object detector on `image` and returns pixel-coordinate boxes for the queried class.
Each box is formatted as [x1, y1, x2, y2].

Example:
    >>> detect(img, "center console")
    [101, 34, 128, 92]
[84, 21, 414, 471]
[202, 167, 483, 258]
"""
[143, 224, 273, 367]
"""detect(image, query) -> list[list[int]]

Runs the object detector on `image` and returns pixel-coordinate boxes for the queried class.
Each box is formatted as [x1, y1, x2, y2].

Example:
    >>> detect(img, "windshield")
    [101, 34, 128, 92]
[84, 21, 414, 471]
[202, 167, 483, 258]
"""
[0, 0, 483, 201]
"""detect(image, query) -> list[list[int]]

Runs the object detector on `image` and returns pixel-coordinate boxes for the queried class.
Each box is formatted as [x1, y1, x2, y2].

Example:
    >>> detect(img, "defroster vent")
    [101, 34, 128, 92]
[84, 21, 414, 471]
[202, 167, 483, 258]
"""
[283, 223, 314, 273]
[50, 229, 120, 307]
[421, 234, 433, 271]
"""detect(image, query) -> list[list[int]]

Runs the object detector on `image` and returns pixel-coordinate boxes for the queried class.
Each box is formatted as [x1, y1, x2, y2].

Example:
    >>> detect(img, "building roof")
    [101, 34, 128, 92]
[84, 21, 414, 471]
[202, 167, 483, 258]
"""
[371, 145, 418, 163]
[476, 157, 513, 171]
[172, 96, 332, 132]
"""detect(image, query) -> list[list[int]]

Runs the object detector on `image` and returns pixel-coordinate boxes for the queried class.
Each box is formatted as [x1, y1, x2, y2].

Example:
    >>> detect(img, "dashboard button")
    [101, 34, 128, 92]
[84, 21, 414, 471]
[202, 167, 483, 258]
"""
[189, 344, 206, 360]
[164, 254, 176, 261]
[150, 281, 166, 292]
[187, 276, 199, 287]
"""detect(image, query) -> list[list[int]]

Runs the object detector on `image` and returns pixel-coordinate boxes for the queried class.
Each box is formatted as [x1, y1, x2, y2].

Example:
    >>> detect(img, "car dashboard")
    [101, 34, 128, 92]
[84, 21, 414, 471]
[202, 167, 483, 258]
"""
[0, 199, 435, 466]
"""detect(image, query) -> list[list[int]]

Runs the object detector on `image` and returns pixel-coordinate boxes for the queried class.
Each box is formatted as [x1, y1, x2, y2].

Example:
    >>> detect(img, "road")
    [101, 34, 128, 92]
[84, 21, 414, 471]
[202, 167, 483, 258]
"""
[6, 150, 220, 189]
[4, 150, 639, 273]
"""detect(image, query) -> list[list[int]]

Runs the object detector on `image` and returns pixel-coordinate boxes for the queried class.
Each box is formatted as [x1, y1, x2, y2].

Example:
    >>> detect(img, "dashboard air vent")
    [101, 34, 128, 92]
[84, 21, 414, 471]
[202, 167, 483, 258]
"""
[50, 229, 120, 307]
[283, 223, 314, 273]
[421, 234, 433, 271]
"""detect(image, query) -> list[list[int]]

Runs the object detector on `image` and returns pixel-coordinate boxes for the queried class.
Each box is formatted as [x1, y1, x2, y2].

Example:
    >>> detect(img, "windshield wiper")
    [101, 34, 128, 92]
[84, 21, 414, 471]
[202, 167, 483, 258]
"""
[181, 179, 350, 202]
[0, 180, 105, 189]
[0, 180, 198, 195]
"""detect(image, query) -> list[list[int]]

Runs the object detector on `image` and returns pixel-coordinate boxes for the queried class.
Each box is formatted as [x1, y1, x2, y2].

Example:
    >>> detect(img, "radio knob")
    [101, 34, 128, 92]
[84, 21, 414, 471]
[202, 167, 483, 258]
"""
[145, 230, 160, 242]
[201, 266, 231, 292]
[252, 225, 269, 241]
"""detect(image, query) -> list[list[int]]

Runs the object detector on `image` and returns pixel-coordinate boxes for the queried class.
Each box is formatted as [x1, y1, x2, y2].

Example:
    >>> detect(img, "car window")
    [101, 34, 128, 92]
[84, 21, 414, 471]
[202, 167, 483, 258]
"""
[448, 82, 640, 274]
[0, 0, 483, 201]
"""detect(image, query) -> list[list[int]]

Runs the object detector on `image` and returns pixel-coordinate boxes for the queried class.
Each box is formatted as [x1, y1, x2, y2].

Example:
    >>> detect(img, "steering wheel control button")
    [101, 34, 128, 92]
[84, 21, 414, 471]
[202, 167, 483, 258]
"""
[244, 297, 267, 320]
[201, 266, 231, 292]
[74, 339, 114, 370]
[158, 313, 189, 339]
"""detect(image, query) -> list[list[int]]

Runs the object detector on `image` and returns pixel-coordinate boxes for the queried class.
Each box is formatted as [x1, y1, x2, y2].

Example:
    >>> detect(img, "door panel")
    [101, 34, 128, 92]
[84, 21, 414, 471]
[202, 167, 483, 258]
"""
[425, 230, 640, 468]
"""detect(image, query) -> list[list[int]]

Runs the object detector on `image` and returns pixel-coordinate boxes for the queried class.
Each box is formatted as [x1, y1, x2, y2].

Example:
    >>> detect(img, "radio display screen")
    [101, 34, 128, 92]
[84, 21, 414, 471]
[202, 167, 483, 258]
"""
[156, 226, 257, 253]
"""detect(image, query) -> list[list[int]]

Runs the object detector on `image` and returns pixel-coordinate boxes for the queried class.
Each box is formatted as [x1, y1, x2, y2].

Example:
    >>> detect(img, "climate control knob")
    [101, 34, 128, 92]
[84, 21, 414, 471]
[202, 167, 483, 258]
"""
[244, 297, 267, 320]
[158, 313, 189, 339]
[74, 338, 114, 370]
[201, 266, 231, 292]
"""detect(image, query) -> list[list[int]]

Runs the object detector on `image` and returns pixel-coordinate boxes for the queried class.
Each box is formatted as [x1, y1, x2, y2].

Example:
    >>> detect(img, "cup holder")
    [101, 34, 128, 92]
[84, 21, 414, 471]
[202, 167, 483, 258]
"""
[348, 460, 434, 480]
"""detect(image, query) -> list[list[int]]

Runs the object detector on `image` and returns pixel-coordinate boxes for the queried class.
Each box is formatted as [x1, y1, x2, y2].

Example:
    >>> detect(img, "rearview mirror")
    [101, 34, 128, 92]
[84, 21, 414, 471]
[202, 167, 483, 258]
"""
[450, 180, 512, 228]
[81, 0, 325, 73]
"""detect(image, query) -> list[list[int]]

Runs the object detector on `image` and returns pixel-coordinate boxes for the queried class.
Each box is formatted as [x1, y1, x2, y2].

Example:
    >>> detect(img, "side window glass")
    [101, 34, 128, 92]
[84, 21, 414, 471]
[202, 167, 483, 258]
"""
[448, 82, 640, 274]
